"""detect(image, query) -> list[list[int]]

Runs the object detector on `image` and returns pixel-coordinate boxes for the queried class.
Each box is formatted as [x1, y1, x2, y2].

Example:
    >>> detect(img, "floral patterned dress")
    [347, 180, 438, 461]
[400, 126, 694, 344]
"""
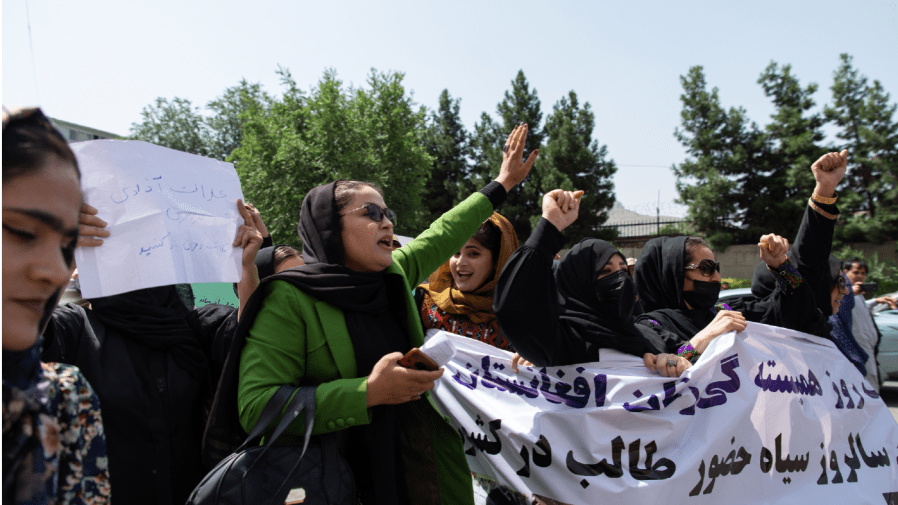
[3, 343, 110, 504]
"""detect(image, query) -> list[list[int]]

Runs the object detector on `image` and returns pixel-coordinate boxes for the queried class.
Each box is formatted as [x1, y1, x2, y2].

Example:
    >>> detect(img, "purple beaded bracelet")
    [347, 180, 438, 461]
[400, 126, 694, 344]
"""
[677, 342, 697, 360]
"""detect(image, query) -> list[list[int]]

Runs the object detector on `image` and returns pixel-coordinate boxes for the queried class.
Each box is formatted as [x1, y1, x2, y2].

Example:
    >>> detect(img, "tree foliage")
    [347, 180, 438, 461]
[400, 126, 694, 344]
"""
[230, 68, 432, 245]
[540, 91, 617, 242]
[421, 90, 468, 224]
[825, 54, 898, 243]
[673, 57, 896, 250]
[470, 71, 548, 239]
[130, 97, 210, 156]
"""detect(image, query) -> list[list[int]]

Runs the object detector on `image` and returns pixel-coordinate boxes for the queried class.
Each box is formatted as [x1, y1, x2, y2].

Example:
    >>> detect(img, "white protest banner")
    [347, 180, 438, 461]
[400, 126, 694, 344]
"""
[72, 141, 245, 298]
[424, 322, 898, 504]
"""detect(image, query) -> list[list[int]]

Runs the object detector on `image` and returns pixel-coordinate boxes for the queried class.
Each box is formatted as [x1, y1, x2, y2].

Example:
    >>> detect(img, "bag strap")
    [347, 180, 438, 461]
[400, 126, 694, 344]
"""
[235, 385, 294, 453]
[265, 387, 316, 458]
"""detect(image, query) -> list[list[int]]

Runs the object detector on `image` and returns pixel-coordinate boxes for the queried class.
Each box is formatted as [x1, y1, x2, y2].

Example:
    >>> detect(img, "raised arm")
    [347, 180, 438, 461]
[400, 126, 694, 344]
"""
[787, 150, 847, 312]
[394, 124, 539, 287]
[494, 190, 583, 366]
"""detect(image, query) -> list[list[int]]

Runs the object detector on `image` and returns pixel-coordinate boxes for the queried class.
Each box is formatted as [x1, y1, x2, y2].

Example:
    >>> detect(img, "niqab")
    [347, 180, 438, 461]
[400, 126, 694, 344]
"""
[557, 239, 664, 359]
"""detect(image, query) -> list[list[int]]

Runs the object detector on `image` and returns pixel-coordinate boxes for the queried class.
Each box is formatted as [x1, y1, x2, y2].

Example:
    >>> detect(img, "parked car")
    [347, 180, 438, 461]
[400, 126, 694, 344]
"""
[718, 287, 753, 300]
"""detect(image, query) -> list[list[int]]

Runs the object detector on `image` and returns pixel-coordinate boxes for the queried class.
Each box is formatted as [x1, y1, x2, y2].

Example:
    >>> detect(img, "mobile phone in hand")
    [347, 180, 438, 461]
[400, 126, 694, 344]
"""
[860, 282, 878, 293]
[398, 348, 439, 372]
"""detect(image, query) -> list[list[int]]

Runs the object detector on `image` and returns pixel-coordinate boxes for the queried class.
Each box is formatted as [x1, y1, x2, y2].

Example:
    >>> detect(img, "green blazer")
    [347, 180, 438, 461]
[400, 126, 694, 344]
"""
[238, 191, 494, 504]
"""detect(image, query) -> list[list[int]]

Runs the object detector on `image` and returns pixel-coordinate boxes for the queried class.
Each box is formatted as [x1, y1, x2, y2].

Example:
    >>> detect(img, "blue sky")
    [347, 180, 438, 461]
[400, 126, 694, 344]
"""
[4, 0, 896, 217]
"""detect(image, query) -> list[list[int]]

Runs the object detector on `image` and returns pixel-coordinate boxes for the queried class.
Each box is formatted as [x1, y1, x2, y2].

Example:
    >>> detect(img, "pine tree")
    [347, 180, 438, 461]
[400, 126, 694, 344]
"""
[470, 70, 546, 239]
[421, 90, 468, 224]
[673, 66, 765, 249]
[753, 61, 827, 239]
[540, 91, 617, 241]
[825, 54, 898, 243]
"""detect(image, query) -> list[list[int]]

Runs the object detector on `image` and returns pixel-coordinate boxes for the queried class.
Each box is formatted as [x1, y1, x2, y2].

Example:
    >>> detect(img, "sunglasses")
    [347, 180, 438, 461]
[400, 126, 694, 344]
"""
[684, 259, 721, 277]
[834, 275, 847, 291]
[343, 203, 397, 226]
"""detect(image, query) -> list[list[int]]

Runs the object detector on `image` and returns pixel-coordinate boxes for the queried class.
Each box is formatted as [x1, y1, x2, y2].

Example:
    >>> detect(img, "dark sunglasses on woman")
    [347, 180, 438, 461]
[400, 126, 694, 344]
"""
[343, 203, 397, 226]
[684, 259, 721, 277]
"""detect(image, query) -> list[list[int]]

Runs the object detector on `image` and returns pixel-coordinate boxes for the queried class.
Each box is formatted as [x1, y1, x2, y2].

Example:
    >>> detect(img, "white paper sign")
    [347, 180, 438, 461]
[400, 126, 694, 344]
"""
[72, 140, 245, 298]
[428, 323, 898, 504]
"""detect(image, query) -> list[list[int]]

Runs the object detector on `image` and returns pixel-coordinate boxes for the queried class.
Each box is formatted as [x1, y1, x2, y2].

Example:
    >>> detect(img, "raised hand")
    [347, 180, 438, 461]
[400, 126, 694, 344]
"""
[541, 189, 583, 232]
[76, 203, 110, 248]
[495, 124, 539, 192]
[811, 150, 848, 198]
[233, 199, 263, 268]
[366, 352, 444, 406]
[758, 233, 789, 269]
[243, 202, 269, 239]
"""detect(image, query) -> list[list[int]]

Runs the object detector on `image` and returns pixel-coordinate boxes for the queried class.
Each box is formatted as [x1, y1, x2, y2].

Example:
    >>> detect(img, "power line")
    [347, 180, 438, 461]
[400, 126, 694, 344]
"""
[25, 0, 40, 103]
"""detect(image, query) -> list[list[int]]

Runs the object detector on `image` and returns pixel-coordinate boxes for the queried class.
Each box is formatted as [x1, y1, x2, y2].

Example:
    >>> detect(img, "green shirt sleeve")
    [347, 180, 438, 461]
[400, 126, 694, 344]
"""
[237, 281, 371, 437]
[391, 192, 494, 289]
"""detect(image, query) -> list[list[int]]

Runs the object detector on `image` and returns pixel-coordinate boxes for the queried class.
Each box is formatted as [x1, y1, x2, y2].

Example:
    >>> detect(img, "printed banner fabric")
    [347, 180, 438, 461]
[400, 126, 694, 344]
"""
[424, 322, 898, 504]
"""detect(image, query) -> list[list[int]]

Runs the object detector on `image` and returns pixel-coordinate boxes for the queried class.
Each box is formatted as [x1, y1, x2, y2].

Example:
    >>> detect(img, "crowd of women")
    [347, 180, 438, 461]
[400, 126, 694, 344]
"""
[3, 106, 861, 504]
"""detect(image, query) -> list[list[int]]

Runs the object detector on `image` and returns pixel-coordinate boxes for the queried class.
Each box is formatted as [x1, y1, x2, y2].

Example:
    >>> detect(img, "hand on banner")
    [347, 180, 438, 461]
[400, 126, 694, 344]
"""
[758, 233, 789, 269]
[542, 189, 583, 232]
[690, 310, 747, 353]
[366, 352, 444, 406]
[811, 149, 848, 197]
[495, 123, 539, 192]
[643, 353, 691, 377]
[511, 353, 534, 373]
[233, 199, 264, 269]
[76, 203, 110, 248]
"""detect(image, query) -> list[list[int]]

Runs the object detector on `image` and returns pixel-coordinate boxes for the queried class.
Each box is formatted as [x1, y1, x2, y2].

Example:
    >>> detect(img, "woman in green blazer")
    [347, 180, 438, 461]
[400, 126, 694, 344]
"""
[237, 125, 539, 504]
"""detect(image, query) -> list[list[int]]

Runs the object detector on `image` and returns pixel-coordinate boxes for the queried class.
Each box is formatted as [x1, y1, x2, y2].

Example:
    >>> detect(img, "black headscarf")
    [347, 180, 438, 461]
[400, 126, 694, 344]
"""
[634, 236, 689, 313]
[88, 286, 208, 382]
[634, 236, 722, 341]
[556, 239, 663, 359]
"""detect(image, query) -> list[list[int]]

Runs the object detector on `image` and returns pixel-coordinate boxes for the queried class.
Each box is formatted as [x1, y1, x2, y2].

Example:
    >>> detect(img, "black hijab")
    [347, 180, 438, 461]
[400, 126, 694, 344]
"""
[556, 239, 664, 359]
[634, 236, 721, 340]
[89, 286, 208, 381]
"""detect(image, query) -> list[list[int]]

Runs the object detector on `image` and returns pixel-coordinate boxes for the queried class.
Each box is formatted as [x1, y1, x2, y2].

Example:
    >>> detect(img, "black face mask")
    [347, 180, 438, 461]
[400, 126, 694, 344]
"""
[595, 270, 637, 322]
[682, 279, 720, 310]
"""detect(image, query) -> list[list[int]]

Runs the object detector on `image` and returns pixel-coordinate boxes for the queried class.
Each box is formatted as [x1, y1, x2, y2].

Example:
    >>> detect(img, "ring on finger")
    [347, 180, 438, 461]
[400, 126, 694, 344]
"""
[503, 144, 510, 153]
[667, 359, 677, 367]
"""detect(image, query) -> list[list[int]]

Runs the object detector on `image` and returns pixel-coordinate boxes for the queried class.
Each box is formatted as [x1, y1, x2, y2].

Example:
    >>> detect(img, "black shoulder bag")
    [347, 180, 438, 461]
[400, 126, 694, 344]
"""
[187, 386, 355, 505]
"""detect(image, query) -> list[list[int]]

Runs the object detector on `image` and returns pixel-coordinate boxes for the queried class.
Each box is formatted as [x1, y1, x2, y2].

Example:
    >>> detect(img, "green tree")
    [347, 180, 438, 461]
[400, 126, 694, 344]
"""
[753, 61, 827, 238]
[206, 79, 266, 162]
[421, 90, 468, 223]
[825, 54, 898, 243]
[232, 68, 432, 245]
[470, 70, 547, 239]
[540, 91, 617, 241]
[672, 66, 765, 250]
[129, 97, 210, 156]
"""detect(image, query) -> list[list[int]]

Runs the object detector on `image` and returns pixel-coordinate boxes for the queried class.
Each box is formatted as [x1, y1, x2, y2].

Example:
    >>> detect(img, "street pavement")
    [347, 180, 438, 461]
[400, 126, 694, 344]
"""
[880, 381, 898, 424]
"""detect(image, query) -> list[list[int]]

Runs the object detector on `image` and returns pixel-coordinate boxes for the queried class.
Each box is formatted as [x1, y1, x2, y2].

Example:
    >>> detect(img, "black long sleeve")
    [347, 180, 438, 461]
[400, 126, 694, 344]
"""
[494, 218, 586, 366]
[791, 200, 839, 315]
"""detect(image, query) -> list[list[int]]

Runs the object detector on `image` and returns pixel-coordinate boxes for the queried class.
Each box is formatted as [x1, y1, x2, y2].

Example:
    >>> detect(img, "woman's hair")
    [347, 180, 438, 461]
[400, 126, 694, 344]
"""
[333, 180, 385, 213]
[3, 108, 80, 184]
[471, 220, 502, 266]
[683, 236, 711, 265]
[273, 245, 301, 271]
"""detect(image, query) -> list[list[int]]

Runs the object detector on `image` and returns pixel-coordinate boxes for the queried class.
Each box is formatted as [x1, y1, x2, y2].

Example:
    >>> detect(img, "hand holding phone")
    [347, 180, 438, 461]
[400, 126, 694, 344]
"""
[860, 282, 878, 294]
[398, 348, 440, 371]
